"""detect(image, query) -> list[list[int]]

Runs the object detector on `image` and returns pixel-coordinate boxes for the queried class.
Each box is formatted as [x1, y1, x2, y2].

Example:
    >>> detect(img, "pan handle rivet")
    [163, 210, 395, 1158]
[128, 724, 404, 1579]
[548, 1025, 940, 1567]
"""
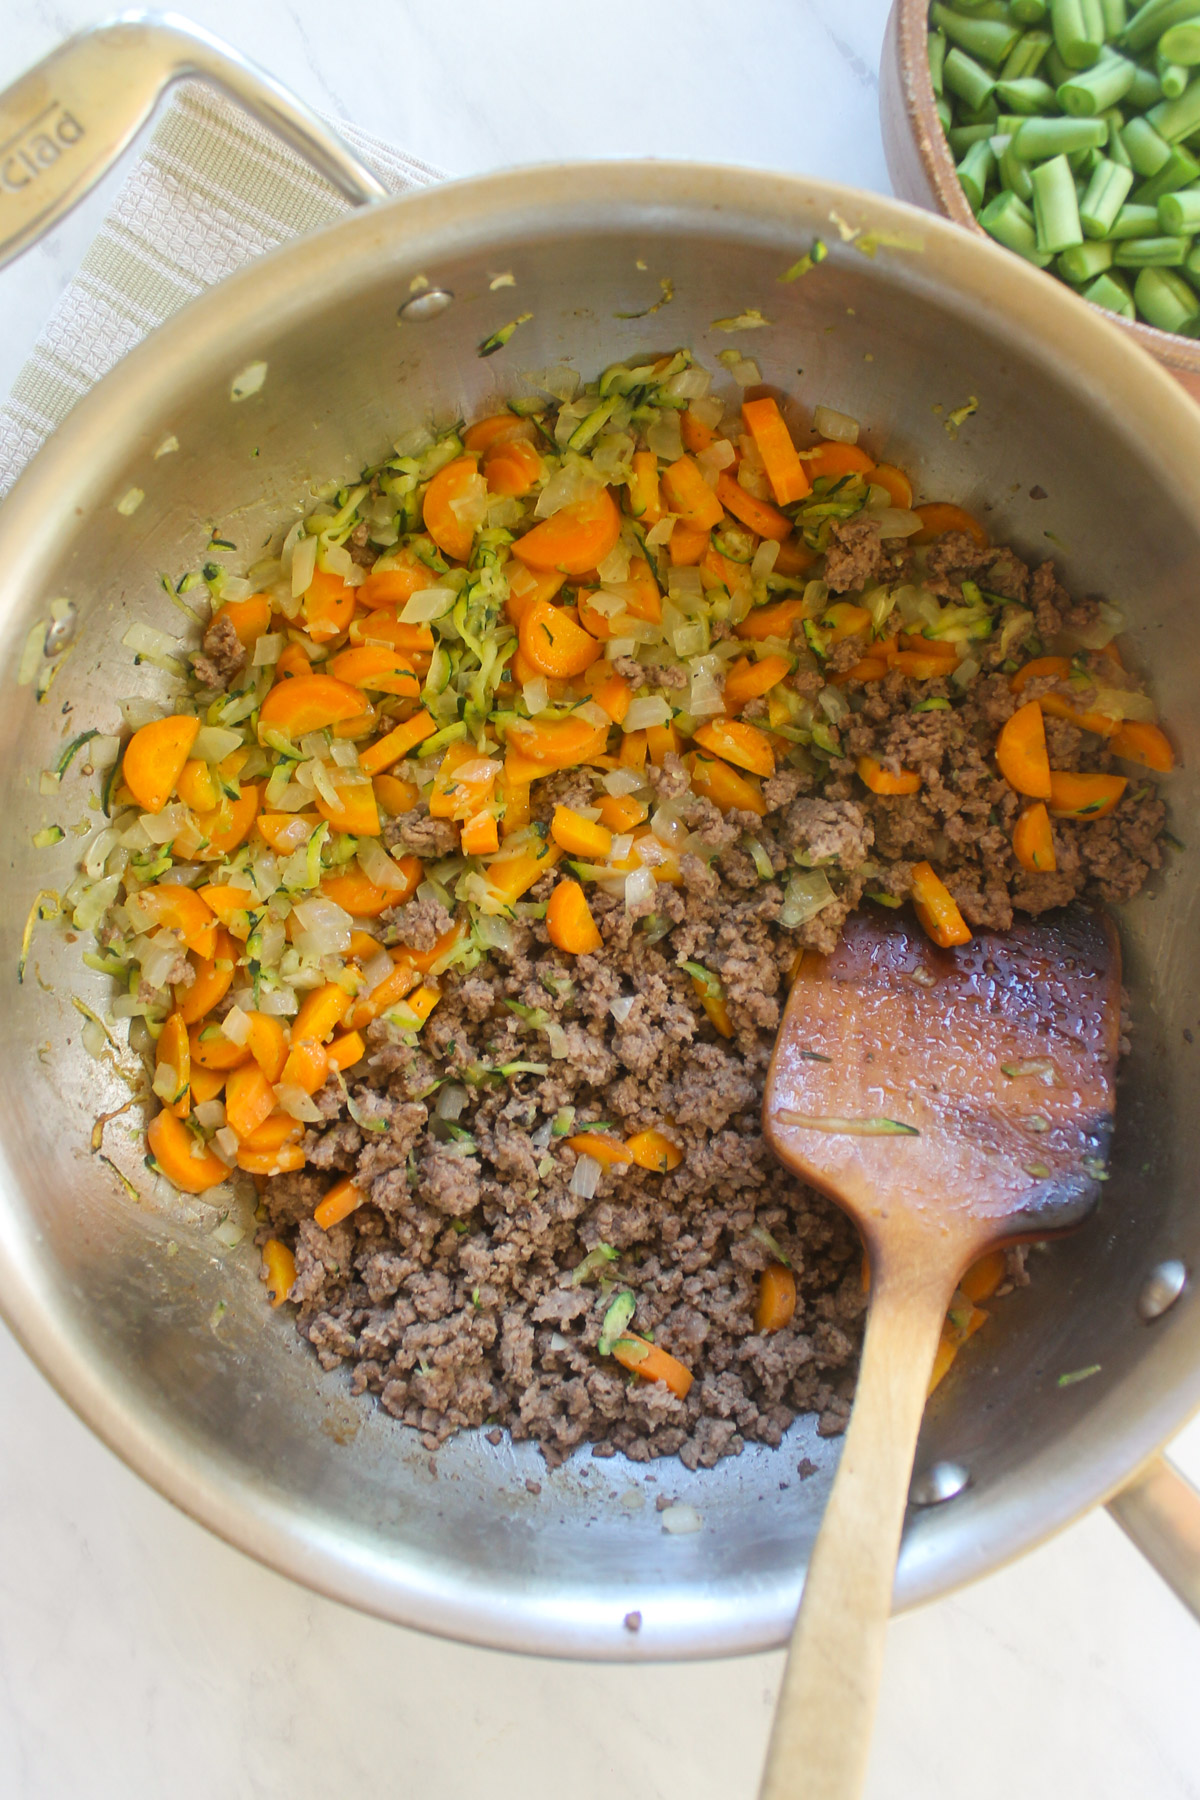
[910, 1460, 969, 1506]
[1138, 1259, 1187, 1322]
[397, 289, 453, 322]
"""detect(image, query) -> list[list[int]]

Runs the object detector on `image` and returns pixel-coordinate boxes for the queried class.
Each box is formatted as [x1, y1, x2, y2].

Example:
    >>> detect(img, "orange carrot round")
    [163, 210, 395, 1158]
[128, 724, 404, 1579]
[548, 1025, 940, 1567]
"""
[157, 1011, 191, 1118]
[1110, 719, 1174, 772]
[511, 488, 621, 575]
[303, 567, 356, 642]
[259, 673, 364, 739]
[484, 438, 542, 496]
[293, 981, 353, 1044]
[519, 599, 601, 679]
[177, 928, 236, 1024]
[870, 463, 914, 509]
[996, 700, 1052, 800]
[261, 1238, 297, 1305]
[546, 878, 603, 954]
[1013, 801, 1056, 872]
[507, 714, 610, 770]
[857, 755, 922, 796]
[804, 440, 875, 483]
[736, 599, 805, 641]
[422, 455, 485, 562]
[756, 1263, 797, 1333]
[176, 758, 219, 813]
[1047, 770, 1127, 819]
[686, 750, 767, 817]
[1009, 655, 1071, 695]
[722, 654, 791, 714]
[147, 1107, 229, 1193]
[122, 714, 200, 814]
[680, 406, 716, 454]
[225, 1061, 277, 1142]
[321, 863, 421, 916]
[244, 1011, 289, 1084]
[132, 884, 217, 958]
[213, 592, 272, 647]
[463, 412, 535, 455]
[356, 551, 437, 610]
[314, 773, 381, 837]
[692, 717, 775, 778]
[714, 470, 791, 541]
[328, 645, 419, 696]
[911, 502, 988, 549]
[626, 1129, 683, 1173]
[190, 1023, 253, 1072]
[611, 1335, 693, 1398]
[910, 861, 972, 948]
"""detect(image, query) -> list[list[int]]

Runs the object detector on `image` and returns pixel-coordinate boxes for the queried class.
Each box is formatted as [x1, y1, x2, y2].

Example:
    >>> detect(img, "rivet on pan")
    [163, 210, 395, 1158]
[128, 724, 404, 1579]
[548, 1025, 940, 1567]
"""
[1138, 1259, 1187, 1322]
[910, 1460, 970, 1507]
[397, 289, 454, 323]
[44, 601, 77, 656]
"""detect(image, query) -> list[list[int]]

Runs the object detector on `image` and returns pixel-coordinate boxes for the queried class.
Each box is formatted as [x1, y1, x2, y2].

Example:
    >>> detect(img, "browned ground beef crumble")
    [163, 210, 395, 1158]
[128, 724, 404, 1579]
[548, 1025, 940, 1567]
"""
[258, 525, 1165, 1468]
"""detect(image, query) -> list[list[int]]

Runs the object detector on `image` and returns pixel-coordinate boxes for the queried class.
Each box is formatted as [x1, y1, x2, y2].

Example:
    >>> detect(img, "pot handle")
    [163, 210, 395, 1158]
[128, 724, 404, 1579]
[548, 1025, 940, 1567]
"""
[1107, 1453, 1200, 1624]
[0, 11, 386, 271]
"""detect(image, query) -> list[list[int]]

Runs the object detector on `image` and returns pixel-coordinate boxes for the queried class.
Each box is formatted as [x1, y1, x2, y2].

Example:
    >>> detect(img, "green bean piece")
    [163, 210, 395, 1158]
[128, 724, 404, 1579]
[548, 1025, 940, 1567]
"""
[1132, 143, 1200, 197]
[1082, 269, 1137, 314]
[945, 46, 999, 109]
[957, 138, 997, 209]
[1057, 50, 1138, 110]
[1158, 19, 1200, 63]
[949, 122, 1000, 151]
[1011, 113, 1109, 153]
[930, 29, 949, 95]
[1123, 0, 1200, 51]
[1011, 0, 1050, 20]
[1032, 152, 1087, 247]
[1102, 108, 1134, 161]
[937, 95, 954, 133]
[1133, 262, 1200, 323]
[1113, 231, 1193, 259]
[996, 75, 1060, 109]
[979, 189, 1054, 262]
[1148, 78, 1200, 139]
[959, 98, 1002, 124]
[1051, 0, 1105, 67]
[1002, 29, 1054, 79]
[1058, 238, 1118, 278]
[1000, 136, 1037, 196]
[1108, 200, 1165, 232]
[1080, 155, 1137, 229]
[931, 4, 1021, 65]
[1100, 0, 1128, 31]
[1157, 180, 1200, 226]
[1157, 54, 1190, 99]
[1121, 114, 1173, 173]
[1070, 142, 1105, 174]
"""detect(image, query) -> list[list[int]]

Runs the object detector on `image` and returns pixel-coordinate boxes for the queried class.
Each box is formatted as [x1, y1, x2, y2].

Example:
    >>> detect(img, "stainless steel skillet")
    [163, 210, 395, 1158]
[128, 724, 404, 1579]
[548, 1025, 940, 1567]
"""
[0, 13, 1198, 1657]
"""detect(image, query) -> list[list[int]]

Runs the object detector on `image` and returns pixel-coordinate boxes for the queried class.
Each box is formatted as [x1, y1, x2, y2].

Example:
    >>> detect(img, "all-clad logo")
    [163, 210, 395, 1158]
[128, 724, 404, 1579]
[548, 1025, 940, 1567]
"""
[1, 100, 85, 195]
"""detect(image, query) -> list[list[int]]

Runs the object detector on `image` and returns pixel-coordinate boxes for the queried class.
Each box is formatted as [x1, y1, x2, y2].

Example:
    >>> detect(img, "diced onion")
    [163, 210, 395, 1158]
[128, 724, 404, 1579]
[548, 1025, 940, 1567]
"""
[152, 1063, 180, 1102]
[818, 685, 849, 723]
[192, 725, 244, 762]
[75, 875, 120, 930]
[624, 865, 656, 913]
[400, 585, 457, 623]
[574, 701, 611, 730]
[522, 678, 549, 715]
[290, 897, 351, 956]
[624, 695, 672, 731]
[952, 657, 980, 690]
[436, 1084, 468, 1121]
[277, 1084, 323, 1122]
[84, 828, 119, 881]
[257, 988, 298, 1016]
[664, 367, 711, 401]
[673, 623, 707, 658]
[751, 539, 780, 580]
[609, 994, 637, 1023]
[603, 767, 644, 797]
[644, 516, 677, 549]
[221, 1005, 251, 1045]
[597, 541, 632, 584]
[291, 533, 318, 599]
[568, 1153, 603, 1198]
[780, 869, 836, 928]
[357, 838, 413, 890]
[1091, 687, 1156, 722]
[661, 1504, 703, 1535]
[193, 1099, 227, 1131]
[252, 634, 284, 665]
[645, 413, 684, 461]
[874, 508, 923, 539]
[474, 911, 516, 953]
[812, 405, 859, 444]
[688, 675, 725, 716]
[610, 833, 634, 862]
[534, 461, 600, 519]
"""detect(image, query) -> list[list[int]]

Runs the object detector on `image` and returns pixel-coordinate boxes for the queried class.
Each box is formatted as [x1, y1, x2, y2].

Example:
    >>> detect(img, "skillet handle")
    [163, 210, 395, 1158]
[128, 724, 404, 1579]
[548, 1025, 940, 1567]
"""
[1107, 1453, 1200, 1625]
[0, 11, 386, 271]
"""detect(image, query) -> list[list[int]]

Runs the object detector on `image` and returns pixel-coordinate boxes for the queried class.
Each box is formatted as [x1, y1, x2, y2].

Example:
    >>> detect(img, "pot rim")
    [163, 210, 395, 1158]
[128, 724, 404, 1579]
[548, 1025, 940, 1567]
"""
[2, 156, 1200, 1657]
[887, 0, 1200, 381]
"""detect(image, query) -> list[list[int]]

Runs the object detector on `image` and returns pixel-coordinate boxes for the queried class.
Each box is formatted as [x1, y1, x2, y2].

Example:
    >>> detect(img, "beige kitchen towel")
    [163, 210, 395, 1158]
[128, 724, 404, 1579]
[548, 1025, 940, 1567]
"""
[0, 82, 441, 495]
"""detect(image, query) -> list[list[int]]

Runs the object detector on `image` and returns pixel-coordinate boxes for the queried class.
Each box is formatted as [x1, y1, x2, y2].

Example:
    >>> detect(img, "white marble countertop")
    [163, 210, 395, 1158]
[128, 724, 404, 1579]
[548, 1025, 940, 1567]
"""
[3, 3, 1200, 1796]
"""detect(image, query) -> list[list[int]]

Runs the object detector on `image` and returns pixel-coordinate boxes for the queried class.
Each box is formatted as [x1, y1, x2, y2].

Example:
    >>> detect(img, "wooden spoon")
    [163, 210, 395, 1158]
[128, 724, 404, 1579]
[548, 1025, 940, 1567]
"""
[758, 902, 1121, 1800]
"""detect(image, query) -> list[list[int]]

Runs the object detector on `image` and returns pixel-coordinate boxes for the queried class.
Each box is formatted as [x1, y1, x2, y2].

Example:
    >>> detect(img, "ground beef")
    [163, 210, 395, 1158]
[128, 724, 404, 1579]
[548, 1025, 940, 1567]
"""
[191, 612, 246, 689]
[262, 538, 1167, 1470]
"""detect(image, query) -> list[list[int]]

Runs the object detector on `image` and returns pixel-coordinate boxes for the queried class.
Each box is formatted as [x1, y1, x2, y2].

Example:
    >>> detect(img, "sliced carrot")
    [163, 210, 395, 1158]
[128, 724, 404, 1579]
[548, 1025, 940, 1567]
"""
[566, 1131, 630, 1167]
[349, 617, 434, 666]
[695, 981, 735, 1037]
[259, 673, 364, 740]
[348, 960, 420, 1030]
[890, 649, 958, 682]
[898, 633, 957, 659]
[803, 440, 875, 483]
[256, 811, 320, 853]
[831, 658, 890, 688]
[628, 449, 664, 526]
[1013, 802, 1056, 873]
[714, 471, 791, 541]
[404, 920, 466, 974]
[686, 750, 767, 817]
[1047, 770, 1127, 820]
[176, 758, 220, 813]
[857, 755, 921, 796]
[507, 714, 609, 771]
[822, 602, 872, 645]
[910, 861, 972, 948]
[1040, 691, 1118, 739]
[314, 772, 381, 837]
[131, 885, 217, 959]
[148, 1107, 228, 1193]
[356, 552, 437, 610]
[244, 1113, 303, 1153]
[1109, 719, 1174, 772]
[912, 502, 988, 549]
[327, 1029, 366, 1072]
[314, 1176, 364, 1232]
[157, 1011, 191, 1118]
[626, 1128, 683, 1173]
[693, 717, 775, 778]
[618, 729, 648, 770]
[303, 567, 356, 642]
[321, 861, 420, 915]
[1009, 655, 1072, 696]
[280, 1038, 330, 1095]
[774, 535, 818, 576]
[240, 1144, 307, 1176]
[293, 981, 353, 1043]
[645, 721, 682, 766]
[224, 1062, 277, 1142]
[327, 645, 419, 697]
[260, 1238, 297, 1304]
[668, 520, 712, 566]
[174, 783, 262, 862]
[357, 708, 438, 775]
[742, 397, 811, 505]
[928, 1304, 988, 1394]
[519, 599, 601, 679]
[189, 1065, 227, 1105]
[612, 1335, 693, 1399]
[190, 1021, 252, 1072]
[275, 641, 313, 679]
[551, 807, 612, 861]
[423, 455, 485, 563]
[511, 488, 621, 575]
[736, 599, 805, 642]
[870, 463, 914, 509]
[596, 792, 648, 832]
[756, 1263, 797, 1333]
[678, 407, 715, 454]
[546, 877, 604, 954]
[584, 668, 633, 724]
[429, 742, 500, 821]
[485, 842, 562, 905]
[961, 1250, 1007, 1305]
[506, 563, 568, 626]
[196, 884, 255, 938]
[347, 930, 383, 960]
[463, 412, 534, 455]
[996, 699, 1052, 800]
[213, 592, 272, 648]
[244, 1012, 289, 1084]
[722, 654, 791, 714]
[484, 438, 542, 496]
[661, 456, 726, 531]
[461, 810, 500, 856]
[177, 927, 237, 1025]
[372, 773, 419, 816]
[576, 559, 663, 640]
[122, 714, 200, 814]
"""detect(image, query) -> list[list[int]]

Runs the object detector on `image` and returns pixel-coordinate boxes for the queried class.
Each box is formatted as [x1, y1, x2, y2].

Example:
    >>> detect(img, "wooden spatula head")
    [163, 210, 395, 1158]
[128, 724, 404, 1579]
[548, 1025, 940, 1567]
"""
[764, 903, 1122, 1272]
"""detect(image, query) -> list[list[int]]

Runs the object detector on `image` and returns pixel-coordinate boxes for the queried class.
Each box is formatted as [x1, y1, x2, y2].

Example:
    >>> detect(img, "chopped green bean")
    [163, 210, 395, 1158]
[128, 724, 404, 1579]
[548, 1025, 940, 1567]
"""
[1121, 113, 1173, 172]
[1057, 50, 1137, 110]
[1157, 54, 1190, 98]
[1123, 0, 1200, 53]
[1058, 237, 1118, 277]
[930, 30, 948, 95]
[1133, 263, 1200, 325]
[1102, 107, 1134, 160]
[996, 75, 1060, 109]
[945, 46, 999, 109]
[1081, 154, 1137, 229]
[931, 3, 1021, 65]
[1011, 112, 1109, 152]
[1032, 151, 1087, 247]
[949, 121, 999, 151]
[1051, 0, 1106, 68]
[1109, 199, 1165, 232]
[958, 137, 996, 208]
[1125, 64, 1165, 110]
[937, 95, 954, 133]
[979, 188, 1054, 262]
[1157, 180, 1200, 226]
[1158, 20, 1200, 63]
[1002, 29, 1054, 79]
[1082, 269, 1137, 313]
[1113, 230, 1193, 259]
[1100, 0, 1128, 32]
[1000, 135, 1036, 195]
[1011, 0, 1050, 22]
[1132, 143, 1200, 197]
[1148, 77, 1200, 139]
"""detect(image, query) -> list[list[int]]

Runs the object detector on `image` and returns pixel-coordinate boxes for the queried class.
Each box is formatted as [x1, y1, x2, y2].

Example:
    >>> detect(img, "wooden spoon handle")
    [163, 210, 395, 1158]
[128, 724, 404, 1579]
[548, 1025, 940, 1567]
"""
[759, 1265, 954, 1800]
